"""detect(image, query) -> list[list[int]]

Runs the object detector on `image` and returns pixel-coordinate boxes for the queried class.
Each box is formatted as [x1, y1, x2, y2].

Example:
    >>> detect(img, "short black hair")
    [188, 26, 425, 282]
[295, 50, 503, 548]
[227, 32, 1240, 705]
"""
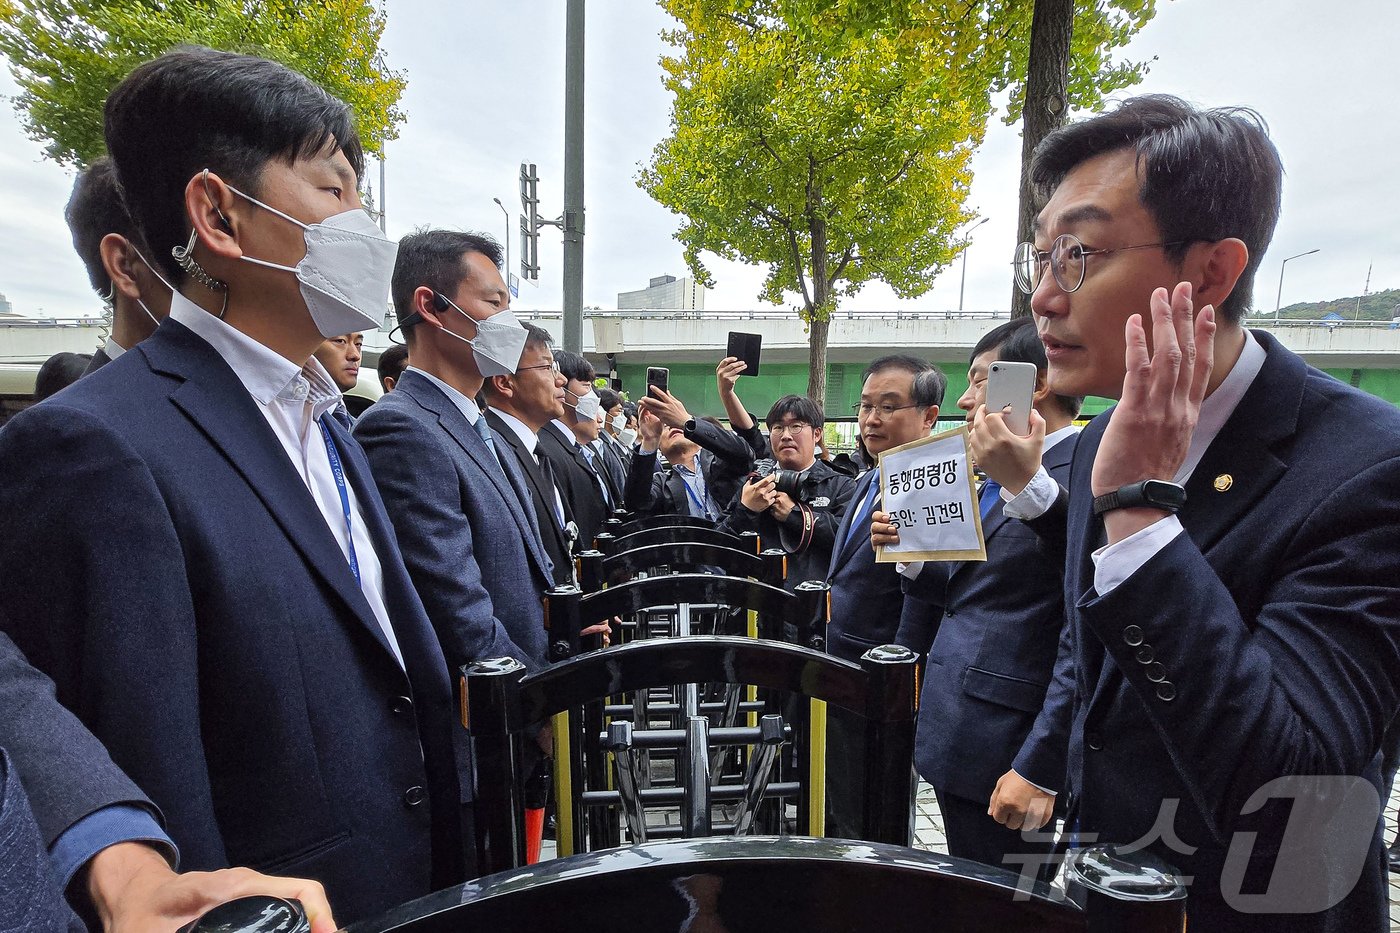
[65, 156, 143, 296]
[34, 352, 92, 401]
[554, 349, 595, 384]
[863, 354, 946, 409]
[598, 387, 622, 411]
[765, 394, 824, 429]
[523, 322, 553, 350]
[376, 343, 408, 390]
[104, 46, 365, 286]
[970, 318, 1026, 365]
[391, 228, 504, 340]
[1031, 95, 1282, 324]
[993, 318, 1083, 417]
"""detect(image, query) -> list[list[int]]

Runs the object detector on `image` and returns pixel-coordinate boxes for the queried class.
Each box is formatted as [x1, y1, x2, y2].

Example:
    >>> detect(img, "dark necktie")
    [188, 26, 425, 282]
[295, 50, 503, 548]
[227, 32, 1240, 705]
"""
[472, 415, 504, 471]
[580, 444, 613, 507]
[332, 403, 353, 431]
[535, 443, 565, 525]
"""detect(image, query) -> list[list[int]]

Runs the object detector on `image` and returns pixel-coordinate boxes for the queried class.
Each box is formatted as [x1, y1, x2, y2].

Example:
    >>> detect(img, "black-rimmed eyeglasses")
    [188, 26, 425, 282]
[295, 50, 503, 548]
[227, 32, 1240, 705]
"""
[1013, 233, 1187, 294]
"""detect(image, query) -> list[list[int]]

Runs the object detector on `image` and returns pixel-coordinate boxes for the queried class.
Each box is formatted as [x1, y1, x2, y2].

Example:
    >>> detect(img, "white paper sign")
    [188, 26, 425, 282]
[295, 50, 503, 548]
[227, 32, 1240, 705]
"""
[874, 425, 986, 563]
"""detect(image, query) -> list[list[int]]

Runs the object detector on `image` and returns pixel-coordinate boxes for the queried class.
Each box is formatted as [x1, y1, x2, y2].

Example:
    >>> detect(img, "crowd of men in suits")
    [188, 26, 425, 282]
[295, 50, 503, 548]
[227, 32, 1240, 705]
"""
[1, 45, 1398, 933]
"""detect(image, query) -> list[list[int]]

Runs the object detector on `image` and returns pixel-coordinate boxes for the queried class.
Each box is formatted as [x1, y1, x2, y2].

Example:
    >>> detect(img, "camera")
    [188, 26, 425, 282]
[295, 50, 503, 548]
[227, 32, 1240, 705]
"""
[749, 459, 802, 498]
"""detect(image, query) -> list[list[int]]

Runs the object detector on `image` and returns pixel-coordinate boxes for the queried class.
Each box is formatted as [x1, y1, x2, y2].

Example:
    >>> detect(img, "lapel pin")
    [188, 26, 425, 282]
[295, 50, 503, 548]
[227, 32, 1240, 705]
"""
[1213, 473, 1233, 492]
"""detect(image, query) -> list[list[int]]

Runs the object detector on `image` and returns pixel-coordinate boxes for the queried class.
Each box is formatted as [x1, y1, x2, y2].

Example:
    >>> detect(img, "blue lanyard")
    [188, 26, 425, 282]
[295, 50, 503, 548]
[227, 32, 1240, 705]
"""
[318, 419, 361, 587]
[676, 467, 714, 520]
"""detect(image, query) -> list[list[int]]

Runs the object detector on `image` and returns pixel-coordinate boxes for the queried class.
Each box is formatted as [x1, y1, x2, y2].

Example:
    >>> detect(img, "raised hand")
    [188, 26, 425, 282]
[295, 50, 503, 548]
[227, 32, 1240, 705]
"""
[1092, 282, 1215, 544]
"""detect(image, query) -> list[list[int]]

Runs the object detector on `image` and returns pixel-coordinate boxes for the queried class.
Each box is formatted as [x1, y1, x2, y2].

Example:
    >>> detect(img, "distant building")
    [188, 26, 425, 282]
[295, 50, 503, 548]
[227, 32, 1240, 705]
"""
[0, 293, 14, 318]
[617, 274, 707, 311]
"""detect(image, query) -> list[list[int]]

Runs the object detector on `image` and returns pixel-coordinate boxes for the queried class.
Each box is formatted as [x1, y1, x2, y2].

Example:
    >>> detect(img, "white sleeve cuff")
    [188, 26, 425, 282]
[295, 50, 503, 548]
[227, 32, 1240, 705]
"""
[1090, 516, 1184, 595]
[896, 561, 924, 580]
[1001, 466, 1056, 520]
[1011, 769, 1057, 797]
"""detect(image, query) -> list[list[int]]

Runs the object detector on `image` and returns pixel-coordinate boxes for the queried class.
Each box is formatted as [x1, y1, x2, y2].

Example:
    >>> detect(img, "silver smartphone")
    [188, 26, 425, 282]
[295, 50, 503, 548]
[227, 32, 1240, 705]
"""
[985, 360, 1037, 436]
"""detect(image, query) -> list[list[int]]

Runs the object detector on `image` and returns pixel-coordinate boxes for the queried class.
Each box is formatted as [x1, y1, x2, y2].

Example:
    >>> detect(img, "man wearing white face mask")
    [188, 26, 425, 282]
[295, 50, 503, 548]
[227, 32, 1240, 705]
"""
[64, 156, 174, 375]
[353, 230, 555, 681]
[0, 48, 472, 923]
[539, 350, 616, 549]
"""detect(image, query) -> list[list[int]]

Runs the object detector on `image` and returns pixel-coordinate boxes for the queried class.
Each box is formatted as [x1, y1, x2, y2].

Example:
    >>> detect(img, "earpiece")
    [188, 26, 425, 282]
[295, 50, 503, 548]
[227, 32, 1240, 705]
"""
[431, 292, 450, 313]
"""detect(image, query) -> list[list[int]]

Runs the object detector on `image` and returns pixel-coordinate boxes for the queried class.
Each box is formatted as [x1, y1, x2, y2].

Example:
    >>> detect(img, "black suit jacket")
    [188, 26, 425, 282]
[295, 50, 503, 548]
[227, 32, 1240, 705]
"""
[0, 319, 464, 924]
[824, 470, 941, 661]
[487, 410, 577, 586]
[905, 432, 1078, 806]
[1028, 332, 1400, 931]
[539, 421, 611, 548]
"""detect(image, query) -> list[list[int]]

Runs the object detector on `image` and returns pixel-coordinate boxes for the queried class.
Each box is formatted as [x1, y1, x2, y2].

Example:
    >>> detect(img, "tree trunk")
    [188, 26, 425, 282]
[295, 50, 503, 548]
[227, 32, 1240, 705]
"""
[806, 163, 831, 405]
[1011, 0, 1074, 318]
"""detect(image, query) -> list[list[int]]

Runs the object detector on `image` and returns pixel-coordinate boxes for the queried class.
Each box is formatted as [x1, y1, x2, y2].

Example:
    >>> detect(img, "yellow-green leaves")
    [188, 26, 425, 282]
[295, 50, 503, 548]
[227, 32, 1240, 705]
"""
[0, 0, 405, 167]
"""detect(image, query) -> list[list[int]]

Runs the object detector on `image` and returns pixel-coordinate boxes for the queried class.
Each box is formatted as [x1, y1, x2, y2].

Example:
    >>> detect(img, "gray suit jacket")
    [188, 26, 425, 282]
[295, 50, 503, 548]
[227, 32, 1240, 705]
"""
[355, 371, 552, 673]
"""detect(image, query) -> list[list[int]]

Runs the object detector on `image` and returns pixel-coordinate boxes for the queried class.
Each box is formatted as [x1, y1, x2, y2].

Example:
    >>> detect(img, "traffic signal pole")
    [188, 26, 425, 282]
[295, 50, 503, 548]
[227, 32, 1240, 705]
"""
[561, 0, 585, 353]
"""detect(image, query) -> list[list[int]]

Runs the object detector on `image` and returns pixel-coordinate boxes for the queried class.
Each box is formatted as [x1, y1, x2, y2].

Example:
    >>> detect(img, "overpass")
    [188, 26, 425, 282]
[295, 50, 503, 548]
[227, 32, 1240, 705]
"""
[5, 310, 1398, 419]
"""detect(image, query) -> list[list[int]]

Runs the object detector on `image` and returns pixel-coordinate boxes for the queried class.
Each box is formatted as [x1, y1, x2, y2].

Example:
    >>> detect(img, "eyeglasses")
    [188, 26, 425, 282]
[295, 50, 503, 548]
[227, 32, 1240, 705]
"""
[852, 402, 919, 418]
[769, 422, 812, 436]
[517, 360, 562, 376]
[1012, 233, 1187, 294]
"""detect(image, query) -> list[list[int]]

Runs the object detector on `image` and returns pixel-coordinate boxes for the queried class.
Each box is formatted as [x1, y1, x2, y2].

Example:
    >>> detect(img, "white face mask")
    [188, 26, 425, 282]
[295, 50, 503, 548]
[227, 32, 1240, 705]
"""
[224, 181, 397, 338]
[567, 387, 601, 423]
[432, 293, 528, 378]
[618, 427, 638, 447]
[610, 413, 626, 433]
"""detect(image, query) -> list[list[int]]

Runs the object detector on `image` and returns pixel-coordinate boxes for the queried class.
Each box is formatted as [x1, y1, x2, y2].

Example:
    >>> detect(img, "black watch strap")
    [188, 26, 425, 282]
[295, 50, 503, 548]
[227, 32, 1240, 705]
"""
[1092, 480, 1187, 517]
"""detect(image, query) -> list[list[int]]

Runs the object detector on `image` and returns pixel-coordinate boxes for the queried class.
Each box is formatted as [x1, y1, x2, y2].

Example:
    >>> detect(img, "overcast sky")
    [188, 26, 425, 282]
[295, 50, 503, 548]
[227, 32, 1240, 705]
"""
[1, 0, 1396, 319]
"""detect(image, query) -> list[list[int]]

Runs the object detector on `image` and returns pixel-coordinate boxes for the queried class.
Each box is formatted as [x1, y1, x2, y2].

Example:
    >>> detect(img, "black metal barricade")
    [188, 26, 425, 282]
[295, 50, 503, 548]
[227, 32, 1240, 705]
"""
[595, 525, 757, 556]
[461, 633, 914, 874]
[575, 542, 788, 594]
[342, 837, 1187, 933]
[605, 513, 716, 538]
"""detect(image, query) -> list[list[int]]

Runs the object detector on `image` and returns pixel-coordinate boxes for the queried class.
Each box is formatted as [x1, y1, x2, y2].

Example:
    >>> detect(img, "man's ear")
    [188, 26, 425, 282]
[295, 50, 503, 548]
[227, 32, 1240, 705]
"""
[182, 171, 241, 263]
[487, 373, 514, 399]
[382, 376, 397, 392]
[921, 404, 940, 431]
[1194, 238, 1249, 313]
[413, 285, 445, 330]
[1031, 369, 1053, 405]
[99, 234, 143, 301]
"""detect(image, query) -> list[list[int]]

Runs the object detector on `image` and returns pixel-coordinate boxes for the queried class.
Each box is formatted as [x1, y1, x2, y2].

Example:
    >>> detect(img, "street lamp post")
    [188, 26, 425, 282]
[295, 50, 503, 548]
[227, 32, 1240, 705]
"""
[492, 197, 511, 295]
[958, 216, 991, 313]
[1273, 248, 1320, 324]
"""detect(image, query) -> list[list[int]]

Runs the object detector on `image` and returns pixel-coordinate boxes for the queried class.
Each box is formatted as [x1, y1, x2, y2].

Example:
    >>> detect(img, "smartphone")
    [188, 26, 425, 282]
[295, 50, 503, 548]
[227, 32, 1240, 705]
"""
[646, 366, 670, 395]
[726, 332, 762, 376]
[985, 360, 1037, 436]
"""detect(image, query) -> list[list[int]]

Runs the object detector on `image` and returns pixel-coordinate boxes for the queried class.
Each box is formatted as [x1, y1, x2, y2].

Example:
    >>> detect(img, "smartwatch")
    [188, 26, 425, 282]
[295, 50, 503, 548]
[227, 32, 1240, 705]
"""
[1092, 479, 1187, 517]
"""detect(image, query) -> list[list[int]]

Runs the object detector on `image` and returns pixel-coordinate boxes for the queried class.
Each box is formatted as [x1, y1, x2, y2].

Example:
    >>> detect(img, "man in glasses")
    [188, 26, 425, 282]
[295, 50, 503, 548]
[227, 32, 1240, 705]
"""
[718, 394, 856, 592]
[974, 95, 1400, 930]
[482, 326, 580, 587]
[823, 355, 945, 839]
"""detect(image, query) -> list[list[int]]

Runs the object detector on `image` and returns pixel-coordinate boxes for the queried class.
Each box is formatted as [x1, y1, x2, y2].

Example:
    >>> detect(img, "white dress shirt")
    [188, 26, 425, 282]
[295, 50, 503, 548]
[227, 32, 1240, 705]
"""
[169, 292, 404, 668]
[103, 335, 126, 361]
[1004, 329, 1267, 595]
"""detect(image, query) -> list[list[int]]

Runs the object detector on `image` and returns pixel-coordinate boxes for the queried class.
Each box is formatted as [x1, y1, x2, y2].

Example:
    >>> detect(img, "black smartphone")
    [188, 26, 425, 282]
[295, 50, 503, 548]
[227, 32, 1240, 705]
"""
[726, 331, 762, 376]
[646, 366, 670, 395]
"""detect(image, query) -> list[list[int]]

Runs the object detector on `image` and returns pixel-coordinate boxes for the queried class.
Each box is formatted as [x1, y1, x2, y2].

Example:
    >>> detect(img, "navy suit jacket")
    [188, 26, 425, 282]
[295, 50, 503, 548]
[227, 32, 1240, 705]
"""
[825, 470, 941, 661]
[355, 371, 552, 675]
[1026, 332, 1400, 931]
[906, 432, 1078, 805]
[0, 319, 464, 924]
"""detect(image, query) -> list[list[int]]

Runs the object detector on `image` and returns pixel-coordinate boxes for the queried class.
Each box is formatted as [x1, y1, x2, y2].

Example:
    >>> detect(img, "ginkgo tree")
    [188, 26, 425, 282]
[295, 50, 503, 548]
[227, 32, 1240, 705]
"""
[0, 0, 405, 167]
[640, 0, 1157, 403]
